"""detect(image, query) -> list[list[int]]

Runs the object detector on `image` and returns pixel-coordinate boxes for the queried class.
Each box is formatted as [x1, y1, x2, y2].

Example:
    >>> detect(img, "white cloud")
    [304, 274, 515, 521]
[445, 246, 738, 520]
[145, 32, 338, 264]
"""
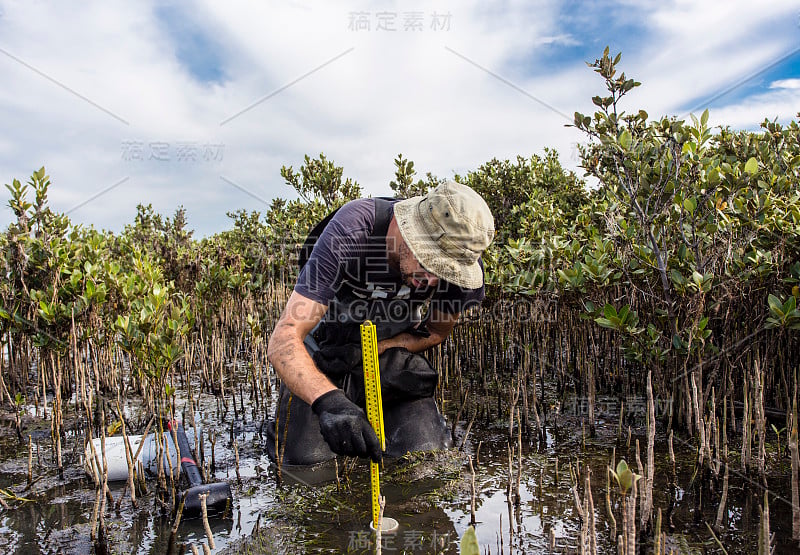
[708, 87, 800, 130]
[535, 34, 580, 47]
[0, 1, 798, 236]
[770, 78, 800, 90]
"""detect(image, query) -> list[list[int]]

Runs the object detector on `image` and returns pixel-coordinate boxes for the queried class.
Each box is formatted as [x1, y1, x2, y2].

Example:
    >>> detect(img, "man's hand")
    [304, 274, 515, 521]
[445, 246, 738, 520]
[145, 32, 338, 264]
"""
[377, 308, 460, 354]
[311, 389, 382, 462]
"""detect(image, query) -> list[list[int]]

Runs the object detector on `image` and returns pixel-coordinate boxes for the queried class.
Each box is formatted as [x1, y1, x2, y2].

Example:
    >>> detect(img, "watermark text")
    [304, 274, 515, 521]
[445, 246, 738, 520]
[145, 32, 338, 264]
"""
[348, 11, 452, 32]
[121, 140, 224, 163]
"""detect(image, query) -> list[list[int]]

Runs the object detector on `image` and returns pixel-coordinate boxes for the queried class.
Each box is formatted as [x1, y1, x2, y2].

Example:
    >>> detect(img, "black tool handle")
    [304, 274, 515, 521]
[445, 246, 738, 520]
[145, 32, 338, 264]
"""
[168, 419, 203, 487]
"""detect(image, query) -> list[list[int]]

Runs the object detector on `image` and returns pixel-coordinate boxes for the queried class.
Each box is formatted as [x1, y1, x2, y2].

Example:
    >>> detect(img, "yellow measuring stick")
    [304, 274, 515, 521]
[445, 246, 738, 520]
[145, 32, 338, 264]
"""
[360, 321, 385, 529]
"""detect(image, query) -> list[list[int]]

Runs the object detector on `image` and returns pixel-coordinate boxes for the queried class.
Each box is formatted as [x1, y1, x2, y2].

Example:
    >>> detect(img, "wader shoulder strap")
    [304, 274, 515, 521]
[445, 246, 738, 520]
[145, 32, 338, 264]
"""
[372, 197, 394, 238]
[298, 207, 341, 272]
[298, 197, 398, 272]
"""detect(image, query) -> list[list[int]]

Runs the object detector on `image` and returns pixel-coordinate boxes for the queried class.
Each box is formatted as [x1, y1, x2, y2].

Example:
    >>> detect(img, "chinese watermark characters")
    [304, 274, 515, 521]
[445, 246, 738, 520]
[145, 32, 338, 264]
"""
[348, 11, 452, 32]
[563, 396, 673, 419]
[347, 528, 452, 551]
[121, 141, 224, 163]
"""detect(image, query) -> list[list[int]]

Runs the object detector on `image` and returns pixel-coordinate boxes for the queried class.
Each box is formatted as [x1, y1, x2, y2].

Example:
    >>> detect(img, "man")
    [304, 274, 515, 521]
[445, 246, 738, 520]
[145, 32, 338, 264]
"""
[266, 181, 494, 465]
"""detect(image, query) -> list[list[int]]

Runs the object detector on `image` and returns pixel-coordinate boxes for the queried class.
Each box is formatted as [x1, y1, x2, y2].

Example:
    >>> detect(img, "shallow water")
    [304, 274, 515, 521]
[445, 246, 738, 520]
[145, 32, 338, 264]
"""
[1, 383, 798, 554]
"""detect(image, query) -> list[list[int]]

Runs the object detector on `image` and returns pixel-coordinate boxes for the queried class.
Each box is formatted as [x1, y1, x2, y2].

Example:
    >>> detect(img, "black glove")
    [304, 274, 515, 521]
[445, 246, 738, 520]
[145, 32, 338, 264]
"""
[311, 389, 382, 462]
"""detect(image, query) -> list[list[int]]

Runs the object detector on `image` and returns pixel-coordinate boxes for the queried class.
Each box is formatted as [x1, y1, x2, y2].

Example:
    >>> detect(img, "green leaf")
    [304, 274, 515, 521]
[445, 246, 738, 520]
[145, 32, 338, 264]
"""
[619, 129, 632, 149]
[595, 317, 615, 329]
[783, 295, 796, 315]
[460, 526, 480, 555]
[744, 157, 758, 175]
[612, 458, 640, 494]
[618, 468, 634, 493]
[604, 303, 617, 320]
[768, 294, 783, 314]
[683, 197, 697, 215]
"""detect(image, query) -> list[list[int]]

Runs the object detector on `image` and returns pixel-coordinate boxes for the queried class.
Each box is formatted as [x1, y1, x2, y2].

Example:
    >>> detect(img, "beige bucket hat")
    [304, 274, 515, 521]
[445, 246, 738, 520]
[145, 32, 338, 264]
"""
[394, 181, 495, 289]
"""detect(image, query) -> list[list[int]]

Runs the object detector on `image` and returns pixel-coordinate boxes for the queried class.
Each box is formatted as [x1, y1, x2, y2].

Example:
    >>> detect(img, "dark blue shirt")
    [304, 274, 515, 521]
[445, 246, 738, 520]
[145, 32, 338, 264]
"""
[295, 198, 484, 315]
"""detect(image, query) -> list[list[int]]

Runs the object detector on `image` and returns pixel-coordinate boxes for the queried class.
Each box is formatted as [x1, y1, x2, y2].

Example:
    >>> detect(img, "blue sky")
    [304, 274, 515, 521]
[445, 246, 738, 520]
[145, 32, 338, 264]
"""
[154, 4, 226, 84]
[0, 0, 798, 236]
[683, 49, 800, 114]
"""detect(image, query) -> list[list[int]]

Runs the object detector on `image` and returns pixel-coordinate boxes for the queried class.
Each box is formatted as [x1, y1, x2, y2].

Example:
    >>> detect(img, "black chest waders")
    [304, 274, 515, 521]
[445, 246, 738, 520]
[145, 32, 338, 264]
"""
[267, 200, 452, 468]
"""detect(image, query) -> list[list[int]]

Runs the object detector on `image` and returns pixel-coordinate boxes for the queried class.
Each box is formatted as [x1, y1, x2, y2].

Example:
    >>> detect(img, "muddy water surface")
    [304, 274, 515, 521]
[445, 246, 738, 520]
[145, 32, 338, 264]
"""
[0, 386, 797, 554]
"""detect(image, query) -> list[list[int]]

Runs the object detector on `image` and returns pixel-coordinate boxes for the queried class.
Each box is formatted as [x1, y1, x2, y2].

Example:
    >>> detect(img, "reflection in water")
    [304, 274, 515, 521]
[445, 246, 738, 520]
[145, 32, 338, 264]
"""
[1, 386, 797, 554]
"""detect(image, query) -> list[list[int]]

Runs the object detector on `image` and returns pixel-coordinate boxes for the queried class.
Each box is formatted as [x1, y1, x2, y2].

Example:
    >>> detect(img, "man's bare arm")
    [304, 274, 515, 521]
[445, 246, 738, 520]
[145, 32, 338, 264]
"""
[266, 291, 334, 405]
[376, 308, 459, 355]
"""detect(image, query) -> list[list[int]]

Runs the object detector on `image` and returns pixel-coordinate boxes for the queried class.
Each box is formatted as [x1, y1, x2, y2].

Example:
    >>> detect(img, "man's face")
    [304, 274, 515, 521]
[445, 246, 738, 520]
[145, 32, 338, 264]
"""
[397, 236, 439, 289]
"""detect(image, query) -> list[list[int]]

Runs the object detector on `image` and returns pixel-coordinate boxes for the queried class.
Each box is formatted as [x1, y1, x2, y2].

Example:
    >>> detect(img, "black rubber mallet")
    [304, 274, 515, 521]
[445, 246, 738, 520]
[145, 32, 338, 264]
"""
[167, 419, 233, 518]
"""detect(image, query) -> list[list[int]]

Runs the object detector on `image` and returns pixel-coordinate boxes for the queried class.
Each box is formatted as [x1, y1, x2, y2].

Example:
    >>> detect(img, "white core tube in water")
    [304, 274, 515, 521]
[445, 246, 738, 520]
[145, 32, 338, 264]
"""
[85, 432, 182, 482]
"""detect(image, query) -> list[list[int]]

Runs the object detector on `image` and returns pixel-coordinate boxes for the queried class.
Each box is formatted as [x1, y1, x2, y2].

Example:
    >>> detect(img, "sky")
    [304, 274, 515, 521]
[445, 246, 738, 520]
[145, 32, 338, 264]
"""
[0, 0, 798, 237]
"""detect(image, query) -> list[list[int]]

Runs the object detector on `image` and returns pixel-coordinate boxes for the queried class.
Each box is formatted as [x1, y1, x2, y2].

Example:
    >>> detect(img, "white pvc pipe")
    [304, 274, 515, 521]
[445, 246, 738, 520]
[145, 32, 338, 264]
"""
[85, 432, 182, 482]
